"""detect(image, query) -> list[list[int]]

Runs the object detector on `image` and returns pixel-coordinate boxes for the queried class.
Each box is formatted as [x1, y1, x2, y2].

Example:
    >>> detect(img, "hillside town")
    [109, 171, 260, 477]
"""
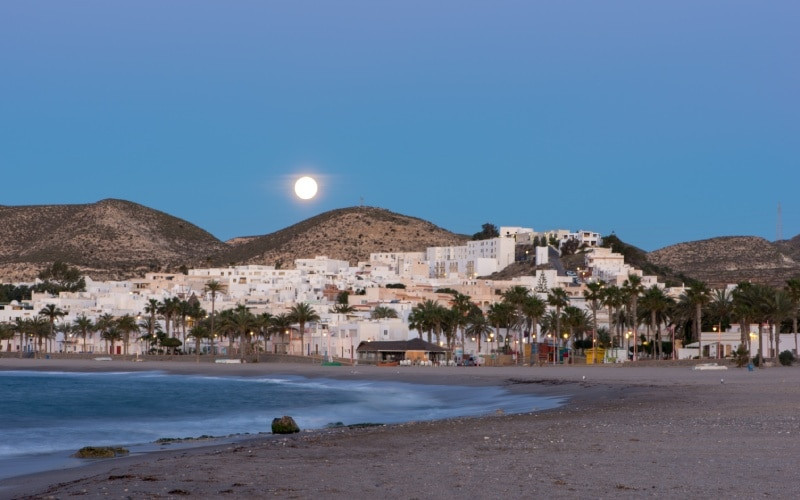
[1, 225, 797, 366]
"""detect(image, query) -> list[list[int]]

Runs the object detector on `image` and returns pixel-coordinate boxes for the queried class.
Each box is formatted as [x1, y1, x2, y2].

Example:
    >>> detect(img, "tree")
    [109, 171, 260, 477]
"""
[95, 313, 116, 355]
[330, 303, 355, 314]
[371, 306, 398, 319]
[188, 322, 211, 362]
[143, 298, 160, 345]
[681, 281, 711, 359]
[502, 286, 530, 363]
[158, 297, 181, 340]
[472, 223, 499, 241]
[785, 278, 800, 353]
[521, 294, 546, 347]
[0, 322, 14, 352]
[270, 313, 294, 353]
[38, 304, 66, 357]
[35, 261, 86, 294]
[289, 302, 320, 356]
[622, 275, 645, 361]
[584, 282, 604, 359]
[602, 285, 625, 347]
[547, 288, 570, 351]
[465, 308, 493, 356]
[116, 314, 138, 356]
[488, 301, 516, 355]
[450, 293, 474, 357]
[767, 289, 794, 361]
[72, 314, 95, 353]
[204, 280, 226, 355]
[639, 286, 674, 359]
[221, 305, 258, 361]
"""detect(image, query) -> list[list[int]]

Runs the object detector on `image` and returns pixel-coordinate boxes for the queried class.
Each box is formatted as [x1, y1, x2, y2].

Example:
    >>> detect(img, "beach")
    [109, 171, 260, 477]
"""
[1, 358, 799, 499]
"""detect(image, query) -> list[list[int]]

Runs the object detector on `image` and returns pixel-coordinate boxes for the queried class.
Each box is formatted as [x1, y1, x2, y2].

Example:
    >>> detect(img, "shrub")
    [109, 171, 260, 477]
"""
[732, 345, 750, 368]
[778, 350, 795, 366]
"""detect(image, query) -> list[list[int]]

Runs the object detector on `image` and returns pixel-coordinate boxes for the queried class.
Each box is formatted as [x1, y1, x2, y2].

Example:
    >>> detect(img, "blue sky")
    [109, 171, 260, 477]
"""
[1, 1, 797, 251]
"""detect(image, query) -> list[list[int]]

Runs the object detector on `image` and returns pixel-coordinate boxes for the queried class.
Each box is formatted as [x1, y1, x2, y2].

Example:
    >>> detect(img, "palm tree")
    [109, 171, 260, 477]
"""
[487, 301, 515, 356]
[204, 280, 226, 355]
[784, 278, 800, 353]
[584, 282, 604, 360]
[221, 305, 258, 361]
[408, 304, 430, 341]
[409, 300, 441, 343]
[255, 312, 273, 360]
[330, 303, 355, 314]
[38, 304, 66, 357]
[449, 292, 474, 356]
[371, 306, 398, 319]
[13, 317, 27, 358]
[144, 298, 159, 344]
[102, 325, 122, 355]
[639, 286, 674, 359]
[502, 286, 531, 364]
[158, 297, 181, 339]
[464, 308, 492, 356]
[72, 314, 95, 353]
[681, 281, 711, 359]
[547, 287, 569, 348]
[767, 289, 794, 361]
[0, 322, 14, 352]
[622, 275, 645, 361]
[563, 306, 591, 354]
[520, 294, 546, 362]
[95, 313, 116, 355]
[602, 285, 625, 347]
[289, 302, 321, 356]
[270, 313, 294, 354]
[116, 314, 138, 356]
[188, 322, 211, 362]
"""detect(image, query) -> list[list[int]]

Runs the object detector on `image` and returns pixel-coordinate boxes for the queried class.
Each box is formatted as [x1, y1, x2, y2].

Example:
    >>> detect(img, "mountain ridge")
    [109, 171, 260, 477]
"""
[0, 199, 798, 285]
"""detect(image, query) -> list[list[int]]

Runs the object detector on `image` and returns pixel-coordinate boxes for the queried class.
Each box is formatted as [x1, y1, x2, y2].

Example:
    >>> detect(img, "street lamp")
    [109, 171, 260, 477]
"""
[713, 324, 722, 359]
[625, 331, 632, 361]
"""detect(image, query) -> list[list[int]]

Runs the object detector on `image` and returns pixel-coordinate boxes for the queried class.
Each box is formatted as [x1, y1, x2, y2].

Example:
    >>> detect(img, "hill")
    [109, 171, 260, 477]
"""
[216, 206, 469, 268]
[0, 199, 228, 281]
[646, 236, 800, 287]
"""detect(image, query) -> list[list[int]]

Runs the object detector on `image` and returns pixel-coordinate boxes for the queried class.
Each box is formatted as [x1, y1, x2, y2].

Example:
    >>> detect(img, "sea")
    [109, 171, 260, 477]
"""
[0, 370, 564, 480]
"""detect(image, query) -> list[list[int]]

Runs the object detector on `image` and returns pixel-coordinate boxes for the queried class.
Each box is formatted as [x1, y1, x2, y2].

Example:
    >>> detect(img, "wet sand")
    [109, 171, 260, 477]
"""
[1, 358, 799, 498]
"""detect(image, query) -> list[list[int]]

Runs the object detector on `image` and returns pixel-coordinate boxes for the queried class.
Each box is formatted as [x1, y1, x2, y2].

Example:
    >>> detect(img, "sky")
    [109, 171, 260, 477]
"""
[1, 1, 798, 252]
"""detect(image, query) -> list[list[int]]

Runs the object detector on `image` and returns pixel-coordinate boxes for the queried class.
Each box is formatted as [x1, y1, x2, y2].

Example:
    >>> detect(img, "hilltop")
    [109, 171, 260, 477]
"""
[647, 236, 800, 287]
[1, 199, 798, 286]
[0, 202, 467, 281]
[216, 206, 469, 268]
[0, 199, 228, 281]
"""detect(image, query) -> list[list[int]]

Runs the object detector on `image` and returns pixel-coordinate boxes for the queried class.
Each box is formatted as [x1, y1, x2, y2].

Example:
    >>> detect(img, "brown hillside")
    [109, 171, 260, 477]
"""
[217, 206, 469, 268]
[647, 236, 800, 287]
[0, 199, 228, 281]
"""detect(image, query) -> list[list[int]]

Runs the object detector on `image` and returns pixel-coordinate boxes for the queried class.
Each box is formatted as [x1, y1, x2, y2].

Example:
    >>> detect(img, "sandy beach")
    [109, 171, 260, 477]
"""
[1, 358, 799, 499]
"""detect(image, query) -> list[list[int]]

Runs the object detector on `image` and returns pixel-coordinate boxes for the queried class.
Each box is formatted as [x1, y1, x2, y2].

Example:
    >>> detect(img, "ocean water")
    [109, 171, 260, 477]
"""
[0, 370, 564, 480]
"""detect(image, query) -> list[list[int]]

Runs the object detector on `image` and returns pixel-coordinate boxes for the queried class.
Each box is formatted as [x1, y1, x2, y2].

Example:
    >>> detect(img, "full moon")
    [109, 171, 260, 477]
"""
[294, 176, 318, 200]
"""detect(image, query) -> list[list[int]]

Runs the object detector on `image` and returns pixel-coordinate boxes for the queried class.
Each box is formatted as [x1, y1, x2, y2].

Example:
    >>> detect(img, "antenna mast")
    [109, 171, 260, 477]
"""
[777, 202, 783, 241]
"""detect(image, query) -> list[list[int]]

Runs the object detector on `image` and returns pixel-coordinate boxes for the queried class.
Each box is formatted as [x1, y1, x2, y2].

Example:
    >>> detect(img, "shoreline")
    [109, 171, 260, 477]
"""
[2, 359, 799, 498]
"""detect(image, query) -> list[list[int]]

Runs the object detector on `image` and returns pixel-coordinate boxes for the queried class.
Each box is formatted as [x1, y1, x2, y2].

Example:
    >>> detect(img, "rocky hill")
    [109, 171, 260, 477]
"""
[2, 199, 798, 286]
[0, 202, 468, 281]
[0, 199, 228, 281]
[216, 206, 469, 268]
[646, 236, 800, 287]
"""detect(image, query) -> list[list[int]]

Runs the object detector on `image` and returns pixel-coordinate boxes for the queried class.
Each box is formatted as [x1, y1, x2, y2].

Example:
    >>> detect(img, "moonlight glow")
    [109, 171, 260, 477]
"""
[294, 176, 318, 200]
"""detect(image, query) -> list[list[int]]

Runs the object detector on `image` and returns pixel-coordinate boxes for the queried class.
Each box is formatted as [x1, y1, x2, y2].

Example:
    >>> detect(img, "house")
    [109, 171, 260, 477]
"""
[356, 338, 449, 364]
